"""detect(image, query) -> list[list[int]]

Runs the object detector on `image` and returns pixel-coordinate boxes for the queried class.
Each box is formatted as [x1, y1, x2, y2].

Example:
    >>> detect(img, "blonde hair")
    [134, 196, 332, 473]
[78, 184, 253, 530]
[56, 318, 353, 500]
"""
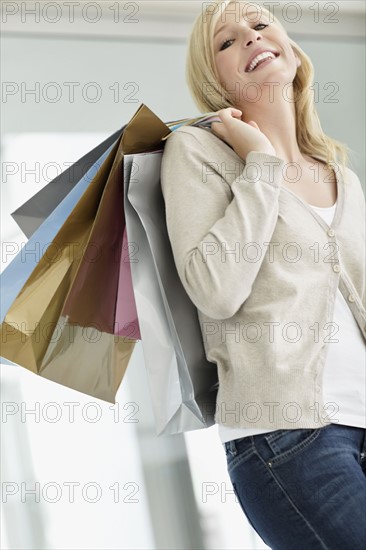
[185, 0, 351, 179]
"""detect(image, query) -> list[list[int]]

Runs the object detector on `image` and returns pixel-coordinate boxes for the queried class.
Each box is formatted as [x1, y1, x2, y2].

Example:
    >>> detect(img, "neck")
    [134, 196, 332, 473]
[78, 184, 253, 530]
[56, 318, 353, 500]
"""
[238, 85, 308, 165]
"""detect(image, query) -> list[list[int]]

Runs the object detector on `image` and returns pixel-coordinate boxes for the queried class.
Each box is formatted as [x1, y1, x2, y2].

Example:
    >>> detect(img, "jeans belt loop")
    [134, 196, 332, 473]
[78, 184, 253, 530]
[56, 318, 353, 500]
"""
[228, 439, 238, 456]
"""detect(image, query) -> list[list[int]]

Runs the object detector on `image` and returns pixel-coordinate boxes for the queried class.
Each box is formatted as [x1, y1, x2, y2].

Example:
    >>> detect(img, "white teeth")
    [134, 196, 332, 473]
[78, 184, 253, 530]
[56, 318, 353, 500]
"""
[247, 52, 276, 72]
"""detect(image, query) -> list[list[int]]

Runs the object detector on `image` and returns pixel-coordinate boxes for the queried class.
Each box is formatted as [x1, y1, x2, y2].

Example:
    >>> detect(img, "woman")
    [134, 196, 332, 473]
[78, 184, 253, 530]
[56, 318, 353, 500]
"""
[160, 1, 366, 548]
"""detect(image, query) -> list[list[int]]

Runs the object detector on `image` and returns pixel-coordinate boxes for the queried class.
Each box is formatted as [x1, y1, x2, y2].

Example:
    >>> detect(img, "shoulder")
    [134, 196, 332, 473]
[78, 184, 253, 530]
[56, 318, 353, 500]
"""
[336, 161, 363, 188]
[343, 165, 365, 200]
[160, 125, 244, 193]
[163, 125, 237, 157]
[165, 124, 215, 142]
[313, 155, 364, 196]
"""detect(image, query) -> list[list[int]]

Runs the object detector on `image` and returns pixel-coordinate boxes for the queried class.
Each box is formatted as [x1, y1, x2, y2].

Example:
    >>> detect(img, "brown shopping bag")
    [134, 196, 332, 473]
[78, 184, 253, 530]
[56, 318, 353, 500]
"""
[0, 135, 136, 402]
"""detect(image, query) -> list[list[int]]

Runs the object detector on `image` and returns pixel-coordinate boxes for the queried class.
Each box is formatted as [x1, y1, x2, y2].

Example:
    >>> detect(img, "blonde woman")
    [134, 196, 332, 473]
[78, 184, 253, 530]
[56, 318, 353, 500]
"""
[160, 1, 366, 548]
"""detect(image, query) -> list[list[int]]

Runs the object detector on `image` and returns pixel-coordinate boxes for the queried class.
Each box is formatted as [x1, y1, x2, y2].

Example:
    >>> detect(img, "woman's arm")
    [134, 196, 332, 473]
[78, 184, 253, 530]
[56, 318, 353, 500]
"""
[160, 128, 285, 320]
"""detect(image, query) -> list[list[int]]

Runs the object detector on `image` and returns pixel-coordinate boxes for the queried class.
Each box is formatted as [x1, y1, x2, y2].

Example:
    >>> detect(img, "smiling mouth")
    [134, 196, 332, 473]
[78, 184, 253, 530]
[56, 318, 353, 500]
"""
[246, 53, 280, 73]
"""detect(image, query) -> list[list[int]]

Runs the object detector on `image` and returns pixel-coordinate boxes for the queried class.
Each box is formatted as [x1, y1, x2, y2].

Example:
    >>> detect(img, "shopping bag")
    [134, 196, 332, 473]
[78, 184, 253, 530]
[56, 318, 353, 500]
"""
[10, 126, 125, 238]
[124, 150, 218, 436]
[17, 104, 214, 338]
[0, 135, 130, 385]
[1, 142, 117, 323]
[111, 111, 220, 342]
[60, 137, 126, 335]
[1, 150, 137, 401]
[10, 107, 219, 237]
[32, 102, 168, 397]
[44, 103, 176, 338]
[114, 226, 141, 339]
[10, 104, 168, 238]
[34, 144, 137, 402]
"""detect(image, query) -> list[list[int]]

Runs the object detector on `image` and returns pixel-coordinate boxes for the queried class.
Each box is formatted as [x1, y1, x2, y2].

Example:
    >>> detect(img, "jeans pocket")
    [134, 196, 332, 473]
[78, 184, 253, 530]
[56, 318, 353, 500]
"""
[263, 428, 322, 467]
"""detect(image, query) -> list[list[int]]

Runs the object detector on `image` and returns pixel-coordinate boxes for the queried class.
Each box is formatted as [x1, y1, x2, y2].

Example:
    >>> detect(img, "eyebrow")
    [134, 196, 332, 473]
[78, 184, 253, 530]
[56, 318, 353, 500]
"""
[214, 12, 263, 39]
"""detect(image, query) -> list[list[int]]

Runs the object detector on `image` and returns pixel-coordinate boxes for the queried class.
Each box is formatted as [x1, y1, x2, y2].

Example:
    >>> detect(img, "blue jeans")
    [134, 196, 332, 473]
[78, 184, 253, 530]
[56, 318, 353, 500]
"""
[223, 423, 366, 549]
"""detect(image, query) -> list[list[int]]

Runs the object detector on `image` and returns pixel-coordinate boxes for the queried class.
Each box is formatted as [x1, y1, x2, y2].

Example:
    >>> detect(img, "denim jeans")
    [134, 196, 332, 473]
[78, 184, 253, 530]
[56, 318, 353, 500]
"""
[223, 423, 366, 550]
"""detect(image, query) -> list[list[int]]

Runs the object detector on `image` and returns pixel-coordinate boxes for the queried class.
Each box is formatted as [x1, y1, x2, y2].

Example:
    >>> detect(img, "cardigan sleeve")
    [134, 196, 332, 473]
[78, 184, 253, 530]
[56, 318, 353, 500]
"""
[160, 128, 286, 320]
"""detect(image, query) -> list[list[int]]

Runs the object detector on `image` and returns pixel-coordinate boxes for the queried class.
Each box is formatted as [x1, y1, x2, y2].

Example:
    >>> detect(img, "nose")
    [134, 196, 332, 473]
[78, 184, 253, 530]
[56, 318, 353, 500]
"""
[241, 30, 263, 48]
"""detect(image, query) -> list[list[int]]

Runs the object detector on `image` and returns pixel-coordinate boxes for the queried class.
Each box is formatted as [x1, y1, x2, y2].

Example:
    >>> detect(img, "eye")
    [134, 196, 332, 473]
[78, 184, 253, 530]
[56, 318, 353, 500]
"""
[219, 23, 269, 51]
[255, 23, 268, 31]
[219, 38, 234, 51]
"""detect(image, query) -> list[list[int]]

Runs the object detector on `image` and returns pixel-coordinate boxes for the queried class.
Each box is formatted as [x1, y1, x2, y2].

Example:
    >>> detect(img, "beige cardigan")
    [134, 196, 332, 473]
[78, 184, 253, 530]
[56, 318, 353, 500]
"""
[160, 125, 366, 430]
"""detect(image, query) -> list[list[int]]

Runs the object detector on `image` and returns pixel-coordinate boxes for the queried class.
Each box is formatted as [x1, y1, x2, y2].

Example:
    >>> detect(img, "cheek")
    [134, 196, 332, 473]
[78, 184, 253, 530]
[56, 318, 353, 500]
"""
[214, 58, 225, 83]
[215, 55, 236, 81]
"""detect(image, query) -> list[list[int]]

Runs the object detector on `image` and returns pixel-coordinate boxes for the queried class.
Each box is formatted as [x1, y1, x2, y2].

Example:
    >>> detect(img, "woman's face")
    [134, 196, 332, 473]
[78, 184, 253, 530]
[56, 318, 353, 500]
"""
[212, 3, 300, 104]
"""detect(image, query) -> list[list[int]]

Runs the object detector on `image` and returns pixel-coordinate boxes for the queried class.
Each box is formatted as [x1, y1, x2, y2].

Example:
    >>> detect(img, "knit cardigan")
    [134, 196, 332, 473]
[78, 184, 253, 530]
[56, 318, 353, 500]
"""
[160, 125, 366, 430]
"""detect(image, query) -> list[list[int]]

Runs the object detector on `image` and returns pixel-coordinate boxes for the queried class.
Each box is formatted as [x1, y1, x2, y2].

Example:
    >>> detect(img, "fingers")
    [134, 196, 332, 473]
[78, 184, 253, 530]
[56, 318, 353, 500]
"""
[218, 107, 242, 121]
[211, 106, 243, 137]
[208, 116, 223, 124]
[211, 107, 245, 141]
[210, 121, 224, 135]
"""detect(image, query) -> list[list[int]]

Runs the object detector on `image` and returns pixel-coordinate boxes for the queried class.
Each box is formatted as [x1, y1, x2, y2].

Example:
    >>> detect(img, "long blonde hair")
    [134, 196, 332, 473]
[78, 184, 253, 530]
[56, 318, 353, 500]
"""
[185, 0, 351, 179]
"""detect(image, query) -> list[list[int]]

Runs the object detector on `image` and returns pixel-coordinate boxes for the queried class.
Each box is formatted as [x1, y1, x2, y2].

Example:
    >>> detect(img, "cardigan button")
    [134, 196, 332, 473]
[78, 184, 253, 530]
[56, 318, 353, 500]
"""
[332, 264, 340, 273]
[327, 229, 335, 237]
[348, 294, 355, 303]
